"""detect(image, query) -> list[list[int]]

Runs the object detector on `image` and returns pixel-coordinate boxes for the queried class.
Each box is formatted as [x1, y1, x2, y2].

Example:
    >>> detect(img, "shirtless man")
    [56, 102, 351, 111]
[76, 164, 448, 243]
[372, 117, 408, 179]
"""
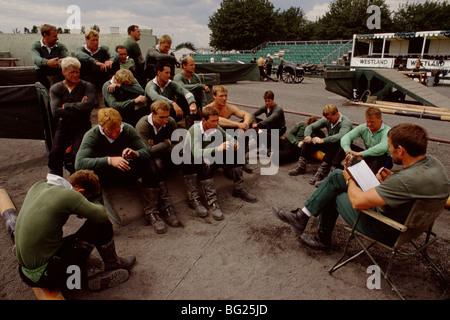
[205, 85, 253, 131]
[205, 85, 256, 173]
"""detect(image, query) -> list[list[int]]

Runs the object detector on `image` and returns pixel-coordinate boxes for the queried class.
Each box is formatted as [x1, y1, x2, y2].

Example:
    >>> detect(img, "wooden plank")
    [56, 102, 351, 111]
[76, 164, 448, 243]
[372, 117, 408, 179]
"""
[32, 287, 65, 300]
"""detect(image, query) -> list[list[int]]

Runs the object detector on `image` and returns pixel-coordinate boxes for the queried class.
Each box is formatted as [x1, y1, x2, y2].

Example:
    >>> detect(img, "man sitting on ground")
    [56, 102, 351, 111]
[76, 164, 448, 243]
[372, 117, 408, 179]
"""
[75, 108, 162, 234]
[205, 85, 255, 173]
[15, 170, 136, 292]
[102, 69, 147, 127]
[76, 29, 119, 90]
[288, 104, 353, 188]
[183, 106, 257, 221]
[145, 61, 197, 127]
[135, 101, 180, 233]
[333, 106, 392, 174]
[47, 57, 96, 177]
[174, 56, 210, 110]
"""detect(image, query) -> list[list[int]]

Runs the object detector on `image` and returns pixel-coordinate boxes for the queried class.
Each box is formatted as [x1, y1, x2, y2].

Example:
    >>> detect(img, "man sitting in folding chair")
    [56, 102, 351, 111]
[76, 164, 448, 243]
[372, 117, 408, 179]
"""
[272, 123, 450, 251]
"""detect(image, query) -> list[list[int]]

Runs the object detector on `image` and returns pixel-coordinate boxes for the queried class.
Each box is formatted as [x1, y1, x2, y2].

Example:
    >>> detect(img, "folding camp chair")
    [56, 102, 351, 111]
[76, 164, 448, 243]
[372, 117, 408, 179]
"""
[329, 199, 448, 300]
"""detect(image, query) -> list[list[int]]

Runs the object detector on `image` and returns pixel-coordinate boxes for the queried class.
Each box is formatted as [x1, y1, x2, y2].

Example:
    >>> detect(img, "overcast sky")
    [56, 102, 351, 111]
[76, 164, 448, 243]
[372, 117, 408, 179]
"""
[0, 0, 429, 48]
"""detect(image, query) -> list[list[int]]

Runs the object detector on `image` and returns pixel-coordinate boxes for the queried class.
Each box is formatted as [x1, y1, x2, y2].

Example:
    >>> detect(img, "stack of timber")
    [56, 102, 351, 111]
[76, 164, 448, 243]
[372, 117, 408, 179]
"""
[349, 100, 450, 122]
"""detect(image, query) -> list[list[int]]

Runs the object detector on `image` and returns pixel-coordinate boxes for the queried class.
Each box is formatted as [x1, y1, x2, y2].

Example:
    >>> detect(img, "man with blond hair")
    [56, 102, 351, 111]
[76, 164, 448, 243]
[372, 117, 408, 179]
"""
[47, 57, 96, 177]
[102, 69, 147, 127]
[145, 34, 178, 81]
[75, 108, 162, 234]
[76, 29, 119, 89]
[289, 104, 353, 186]
[206, 85, 255, 172]
[333, 107, 392, 175]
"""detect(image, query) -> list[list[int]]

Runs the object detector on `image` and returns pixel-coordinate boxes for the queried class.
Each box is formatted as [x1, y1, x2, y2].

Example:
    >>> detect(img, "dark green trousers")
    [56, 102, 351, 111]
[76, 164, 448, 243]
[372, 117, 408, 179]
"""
[303, 169, 398, 245]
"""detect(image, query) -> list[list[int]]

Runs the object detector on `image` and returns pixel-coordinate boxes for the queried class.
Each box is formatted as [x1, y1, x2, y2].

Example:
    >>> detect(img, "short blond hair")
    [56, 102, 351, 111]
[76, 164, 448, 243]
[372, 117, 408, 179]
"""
[61, 57, 81, 71]
[322, 104, 338, 116]
[98, 108, 122, 131]
[212, 85, 227, 96]
[159, 34, 172, 44]
[85, 29, 99, 39]
[114, 69, 134, 84]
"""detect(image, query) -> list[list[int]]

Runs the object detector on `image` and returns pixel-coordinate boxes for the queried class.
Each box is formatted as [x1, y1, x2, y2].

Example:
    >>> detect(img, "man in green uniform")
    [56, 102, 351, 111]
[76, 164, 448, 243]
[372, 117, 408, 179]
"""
[288, 104, 353, 186]
[334, 106, 392, 174]
[102, 69, 147, 127]
[15, 170, 135, 292]
[135, 101, 181, 233]
[145, 61, 197, 126]
[123, 25, 146, 87]
[272, 123, 450, 250]
[30, 24, 69, 89]
[75, 29, 119, 90]
[75, 108, 160, 233]
[182, 106, 257, 221]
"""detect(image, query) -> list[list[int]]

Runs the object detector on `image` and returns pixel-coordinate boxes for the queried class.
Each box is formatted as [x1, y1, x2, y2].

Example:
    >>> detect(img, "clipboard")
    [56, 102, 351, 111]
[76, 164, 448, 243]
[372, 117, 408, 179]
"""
[347, 160, 380, 191]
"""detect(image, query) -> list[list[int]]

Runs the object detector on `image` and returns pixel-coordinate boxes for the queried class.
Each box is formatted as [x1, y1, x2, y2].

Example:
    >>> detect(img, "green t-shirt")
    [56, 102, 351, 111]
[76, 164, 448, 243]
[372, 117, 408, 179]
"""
[375, 156, 450, 223]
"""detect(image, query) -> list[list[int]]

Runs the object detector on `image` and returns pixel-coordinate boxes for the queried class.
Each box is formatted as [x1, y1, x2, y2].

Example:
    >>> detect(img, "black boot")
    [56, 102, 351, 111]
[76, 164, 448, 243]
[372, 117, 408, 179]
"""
[299, 230, 332, 251]
[309, 161, 330, 185]
[87, 269, 129, 291]
[271, 207, 310, 235]
[158, 181, 180, 227]
[288, 157, 307, 176]
[201, 178, 224, 221]
[183, 174, 208, 217]
[97, 240, 136, 272]
[142, 188, 167, 234]
[231, 167, 257, 203]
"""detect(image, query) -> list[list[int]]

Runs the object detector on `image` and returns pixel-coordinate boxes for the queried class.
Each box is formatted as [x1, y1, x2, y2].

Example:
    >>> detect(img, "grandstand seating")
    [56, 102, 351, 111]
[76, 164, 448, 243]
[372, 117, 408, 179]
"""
[193, 42, 351, 68]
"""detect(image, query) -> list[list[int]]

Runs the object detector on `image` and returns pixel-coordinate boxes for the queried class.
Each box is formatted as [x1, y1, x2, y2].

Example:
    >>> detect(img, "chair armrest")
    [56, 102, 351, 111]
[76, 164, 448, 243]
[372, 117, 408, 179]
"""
[360, 209, 408, 232]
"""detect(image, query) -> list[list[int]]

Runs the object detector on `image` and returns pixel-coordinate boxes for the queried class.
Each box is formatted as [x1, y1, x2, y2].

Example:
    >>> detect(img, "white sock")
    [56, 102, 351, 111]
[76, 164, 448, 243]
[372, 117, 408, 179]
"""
[302, 207, 312, 217]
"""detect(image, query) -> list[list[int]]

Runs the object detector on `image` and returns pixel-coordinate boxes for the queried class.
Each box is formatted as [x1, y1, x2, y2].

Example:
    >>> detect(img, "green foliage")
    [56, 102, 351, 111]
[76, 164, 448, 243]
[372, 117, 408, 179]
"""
[207, 0, 450, 49]
[176, 42, 197, 51]
[274, 7, 309, 41]
[392, 0, 450, 32]
[208, 0, 277, 50]
[312, 0, 393, 40]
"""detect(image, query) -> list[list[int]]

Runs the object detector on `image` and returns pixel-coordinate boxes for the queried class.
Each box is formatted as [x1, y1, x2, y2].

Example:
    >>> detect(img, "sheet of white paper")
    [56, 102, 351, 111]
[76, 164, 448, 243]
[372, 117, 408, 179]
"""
[347, 160, 380, 191]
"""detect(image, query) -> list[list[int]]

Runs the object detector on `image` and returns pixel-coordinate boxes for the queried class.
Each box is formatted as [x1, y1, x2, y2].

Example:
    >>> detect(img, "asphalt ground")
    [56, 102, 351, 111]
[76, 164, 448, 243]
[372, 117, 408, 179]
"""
[0, 75, 448, 304]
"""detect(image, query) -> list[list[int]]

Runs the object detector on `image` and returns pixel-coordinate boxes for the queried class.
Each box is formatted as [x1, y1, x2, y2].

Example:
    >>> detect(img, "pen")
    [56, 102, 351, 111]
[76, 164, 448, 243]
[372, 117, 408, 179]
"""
[379, 156, 392, 175]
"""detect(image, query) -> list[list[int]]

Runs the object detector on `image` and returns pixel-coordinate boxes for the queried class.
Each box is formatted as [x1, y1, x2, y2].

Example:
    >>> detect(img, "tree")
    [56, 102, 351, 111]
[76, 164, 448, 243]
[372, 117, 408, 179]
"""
[392, 0, 450, 32]
[312, 0, 393, 40]
[176, 42, 196, 51]
[273, 7, 309, 41]
[91, 24, 100, 33]
[208, 0, 277, 50]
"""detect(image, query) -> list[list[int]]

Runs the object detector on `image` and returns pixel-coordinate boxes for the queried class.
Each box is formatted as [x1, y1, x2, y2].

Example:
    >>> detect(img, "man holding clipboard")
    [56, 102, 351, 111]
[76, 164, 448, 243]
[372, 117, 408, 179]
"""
[272, 124, 450, 250]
